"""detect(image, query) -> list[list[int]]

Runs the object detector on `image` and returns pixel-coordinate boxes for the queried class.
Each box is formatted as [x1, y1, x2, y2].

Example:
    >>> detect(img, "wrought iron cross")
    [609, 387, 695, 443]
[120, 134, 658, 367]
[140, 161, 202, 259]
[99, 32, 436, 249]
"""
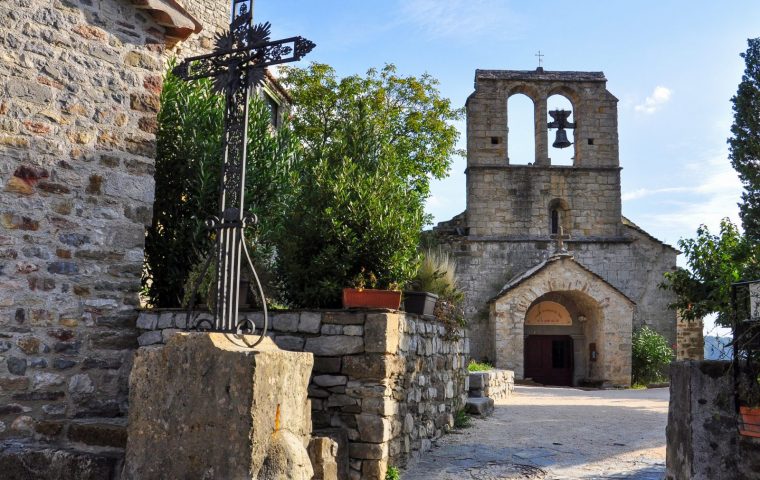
[535, 50, 544, 68]
[174, 0, 315, 334]
[551, 226, 570, 253]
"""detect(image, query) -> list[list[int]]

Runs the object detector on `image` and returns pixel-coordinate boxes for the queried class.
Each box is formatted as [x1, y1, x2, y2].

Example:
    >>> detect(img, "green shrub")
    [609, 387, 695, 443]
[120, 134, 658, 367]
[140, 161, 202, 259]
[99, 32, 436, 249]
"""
[385, 465, 401, 480]
[454, 409, 471, 429]
[631, 326, 674, 385]
[143, 62, 300, 308]
[468, 360, 493, 372]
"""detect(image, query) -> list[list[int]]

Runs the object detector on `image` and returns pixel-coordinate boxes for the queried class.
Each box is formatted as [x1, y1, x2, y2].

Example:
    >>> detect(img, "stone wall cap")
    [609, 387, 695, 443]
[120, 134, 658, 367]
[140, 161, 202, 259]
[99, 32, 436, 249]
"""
[131, 0, 203, 41]
[476, 69, 606, 83]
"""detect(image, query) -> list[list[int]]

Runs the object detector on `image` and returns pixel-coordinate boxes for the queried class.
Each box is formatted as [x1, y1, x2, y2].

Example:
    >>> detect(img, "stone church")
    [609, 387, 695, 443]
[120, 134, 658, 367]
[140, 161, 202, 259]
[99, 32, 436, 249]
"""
[434, 68, 683, 387]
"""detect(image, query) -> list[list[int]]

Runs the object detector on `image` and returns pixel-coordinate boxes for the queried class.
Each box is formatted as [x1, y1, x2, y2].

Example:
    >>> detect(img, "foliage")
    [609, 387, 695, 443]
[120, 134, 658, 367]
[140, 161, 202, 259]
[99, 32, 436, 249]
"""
[410, 248, 464, 303]
[661, 219, 760, 327]
[631, 326, 674, 385]
[467, 360, 494, 372]
[275, 63, 462, 307]
[453, 409, 472, 429]
[729, 38, 760, 243]
[143, 62, 300, 307]
[385, 465, 401, 480]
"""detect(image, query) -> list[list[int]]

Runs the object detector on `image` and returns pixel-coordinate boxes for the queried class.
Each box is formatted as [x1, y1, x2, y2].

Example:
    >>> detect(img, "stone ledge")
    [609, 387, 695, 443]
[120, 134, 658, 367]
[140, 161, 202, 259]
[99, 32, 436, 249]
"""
[0, 442, 122, 480]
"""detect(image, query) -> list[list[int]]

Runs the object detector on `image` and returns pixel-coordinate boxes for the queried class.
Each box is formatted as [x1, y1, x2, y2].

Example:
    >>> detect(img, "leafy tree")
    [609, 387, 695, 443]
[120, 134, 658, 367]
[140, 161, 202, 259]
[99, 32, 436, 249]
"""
[662, 219, 760, 327]
[275, 63, 462, 307]
[730, 38, 760, 242]
[143, 65, 300, 307]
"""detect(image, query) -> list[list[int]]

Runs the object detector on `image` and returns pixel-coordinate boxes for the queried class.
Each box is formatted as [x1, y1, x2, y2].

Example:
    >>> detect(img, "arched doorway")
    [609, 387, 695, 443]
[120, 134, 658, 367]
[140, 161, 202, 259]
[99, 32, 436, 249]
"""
[523, 299, 577, 386]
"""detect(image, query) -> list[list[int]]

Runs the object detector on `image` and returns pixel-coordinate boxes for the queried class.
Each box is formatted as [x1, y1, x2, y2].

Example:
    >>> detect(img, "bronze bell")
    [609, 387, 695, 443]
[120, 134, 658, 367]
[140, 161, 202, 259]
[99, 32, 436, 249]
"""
[553, 128, 572, 149]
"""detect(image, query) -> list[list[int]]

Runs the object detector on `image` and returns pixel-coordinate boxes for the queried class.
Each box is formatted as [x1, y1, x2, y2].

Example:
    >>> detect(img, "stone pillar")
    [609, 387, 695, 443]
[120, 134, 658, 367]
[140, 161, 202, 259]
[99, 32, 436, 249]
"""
[534, 96, 550, 165]
[124, 333, 314, 480]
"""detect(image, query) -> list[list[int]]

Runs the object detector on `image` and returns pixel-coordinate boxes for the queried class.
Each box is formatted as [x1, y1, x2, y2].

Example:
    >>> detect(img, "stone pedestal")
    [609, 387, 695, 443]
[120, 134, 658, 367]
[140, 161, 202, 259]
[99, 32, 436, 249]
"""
[124, 332, 314, 479]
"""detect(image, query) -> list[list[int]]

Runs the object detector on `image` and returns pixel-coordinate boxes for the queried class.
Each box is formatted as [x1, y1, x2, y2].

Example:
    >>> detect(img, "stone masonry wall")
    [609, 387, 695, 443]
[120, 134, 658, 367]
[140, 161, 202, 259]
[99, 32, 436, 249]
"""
[136, 309, 469, 480]
[0, 0, 228, 466]
[436, 223, 678, 363]
[676, 315, 704, 361]
[468, 369, 514, 400]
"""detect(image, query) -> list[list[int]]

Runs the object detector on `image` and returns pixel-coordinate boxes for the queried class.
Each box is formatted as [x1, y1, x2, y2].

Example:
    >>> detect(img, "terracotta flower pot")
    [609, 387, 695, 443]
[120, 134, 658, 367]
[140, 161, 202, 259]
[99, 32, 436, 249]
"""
[739, 405, 760, 438]
[342, 288, 401, 310]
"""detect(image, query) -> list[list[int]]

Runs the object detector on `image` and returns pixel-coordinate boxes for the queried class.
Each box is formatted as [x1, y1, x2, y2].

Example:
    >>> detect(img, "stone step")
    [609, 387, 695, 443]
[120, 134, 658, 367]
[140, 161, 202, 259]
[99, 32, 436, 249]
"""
[464, 397, 494, 416]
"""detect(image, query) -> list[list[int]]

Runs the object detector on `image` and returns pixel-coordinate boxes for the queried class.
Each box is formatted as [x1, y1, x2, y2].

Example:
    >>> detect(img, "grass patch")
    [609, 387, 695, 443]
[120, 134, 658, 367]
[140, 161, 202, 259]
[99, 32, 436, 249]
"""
[630, 383, 647, 390]
[454, 409, 472, 429]
[467, 360, 493, 372]
[386, 465, 400, 480]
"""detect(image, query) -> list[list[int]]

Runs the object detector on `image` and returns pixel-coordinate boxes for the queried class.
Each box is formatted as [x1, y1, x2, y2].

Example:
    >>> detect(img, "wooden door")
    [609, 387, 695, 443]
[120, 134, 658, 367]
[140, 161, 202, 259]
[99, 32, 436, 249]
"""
[524, 335, 574, 386]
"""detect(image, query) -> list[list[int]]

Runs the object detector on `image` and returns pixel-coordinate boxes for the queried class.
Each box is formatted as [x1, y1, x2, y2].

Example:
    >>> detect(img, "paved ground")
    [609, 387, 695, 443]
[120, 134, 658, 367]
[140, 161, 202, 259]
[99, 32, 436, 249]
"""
[403, 386, 669, 480]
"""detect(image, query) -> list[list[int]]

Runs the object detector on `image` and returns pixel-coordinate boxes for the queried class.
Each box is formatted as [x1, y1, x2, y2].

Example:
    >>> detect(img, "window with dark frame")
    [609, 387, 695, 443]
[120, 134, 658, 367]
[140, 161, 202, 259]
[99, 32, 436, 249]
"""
[265, 93, 279, 128]
[551, 208, 559, 234]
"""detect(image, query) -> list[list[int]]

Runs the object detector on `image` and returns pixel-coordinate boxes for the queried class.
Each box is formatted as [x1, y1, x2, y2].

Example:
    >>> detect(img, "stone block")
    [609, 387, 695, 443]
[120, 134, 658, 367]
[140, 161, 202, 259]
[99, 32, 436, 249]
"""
[137, 330, 162, 346]
[0, 444, 121, 480]
[308, 436, 338, 480]
[342, 354, 403, 380]
[68, 422, 127, 448]
[313, 357, 342, 374]
[299, 312, 321, 333]
[323, 312, 365, 325]
[124, 333, 314, 480]
[357, 414, 392, 443]
[272, 313, 299, 332]
[273, 335, 305, 351]
[348, 442, 388, 460]
[464, 397, 494, 416]
[312, 375, 348, 387]
[305, 335, 363, 356]
[364, 313, 400, 354]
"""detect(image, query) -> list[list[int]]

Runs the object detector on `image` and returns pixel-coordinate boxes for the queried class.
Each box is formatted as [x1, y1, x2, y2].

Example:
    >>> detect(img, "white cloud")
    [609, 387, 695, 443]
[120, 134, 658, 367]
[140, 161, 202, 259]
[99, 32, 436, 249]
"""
[634, 86, 672, 114]
[398, 0, 522, 40]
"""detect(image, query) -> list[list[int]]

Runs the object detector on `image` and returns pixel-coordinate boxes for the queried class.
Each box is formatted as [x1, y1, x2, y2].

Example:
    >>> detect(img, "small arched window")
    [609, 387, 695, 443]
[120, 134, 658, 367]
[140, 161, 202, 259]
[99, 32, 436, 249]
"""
[548, 198, 570, 236]
[551, 209, 560, 234]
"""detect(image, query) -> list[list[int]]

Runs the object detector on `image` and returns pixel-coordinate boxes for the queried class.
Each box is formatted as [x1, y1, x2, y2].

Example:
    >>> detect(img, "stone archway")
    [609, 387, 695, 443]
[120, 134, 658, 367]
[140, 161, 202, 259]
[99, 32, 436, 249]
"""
[489, 256, 635, 386]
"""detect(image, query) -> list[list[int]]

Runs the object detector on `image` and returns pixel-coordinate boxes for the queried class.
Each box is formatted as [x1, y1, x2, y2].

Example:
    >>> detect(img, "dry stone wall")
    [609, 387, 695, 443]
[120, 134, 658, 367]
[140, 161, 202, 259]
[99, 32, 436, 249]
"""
[468, 369, 514, 400]
[136, 309, 470, 479]
[0, 0, 229, 468]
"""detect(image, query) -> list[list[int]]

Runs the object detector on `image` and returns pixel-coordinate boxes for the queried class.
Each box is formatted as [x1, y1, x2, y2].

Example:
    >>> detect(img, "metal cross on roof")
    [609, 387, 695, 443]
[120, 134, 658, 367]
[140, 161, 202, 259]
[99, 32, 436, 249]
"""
[535, 50, 544, 68]
[174, 0, 315, 338]
[550, 226, 571, 254]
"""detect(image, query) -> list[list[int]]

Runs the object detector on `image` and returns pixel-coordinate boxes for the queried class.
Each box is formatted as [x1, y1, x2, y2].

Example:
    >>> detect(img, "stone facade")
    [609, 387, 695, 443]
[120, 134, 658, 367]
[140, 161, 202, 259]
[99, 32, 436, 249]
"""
[136, 309, 470, 479]
[0, 0, 229, 469]
[434, 68, 682, 384]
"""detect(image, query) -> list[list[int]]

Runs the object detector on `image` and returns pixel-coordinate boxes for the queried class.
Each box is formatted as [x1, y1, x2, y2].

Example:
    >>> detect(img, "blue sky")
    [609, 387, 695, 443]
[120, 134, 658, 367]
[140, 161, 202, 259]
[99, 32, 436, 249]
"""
[255, 1, 757, 333]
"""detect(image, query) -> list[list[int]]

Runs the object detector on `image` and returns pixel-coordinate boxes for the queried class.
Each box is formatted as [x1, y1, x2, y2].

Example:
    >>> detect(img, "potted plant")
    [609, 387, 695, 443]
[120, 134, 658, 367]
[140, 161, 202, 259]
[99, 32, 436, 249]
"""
[737, 350, 760, 437]
[403, 248, 456, 317]
[342, 268, 402, 310]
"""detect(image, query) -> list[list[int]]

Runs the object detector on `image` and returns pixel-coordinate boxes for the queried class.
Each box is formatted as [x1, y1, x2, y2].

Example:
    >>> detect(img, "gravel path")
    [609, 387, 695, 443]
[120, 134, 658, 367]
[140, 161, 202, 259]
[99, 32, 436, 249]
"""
[402, 386, 668, 480]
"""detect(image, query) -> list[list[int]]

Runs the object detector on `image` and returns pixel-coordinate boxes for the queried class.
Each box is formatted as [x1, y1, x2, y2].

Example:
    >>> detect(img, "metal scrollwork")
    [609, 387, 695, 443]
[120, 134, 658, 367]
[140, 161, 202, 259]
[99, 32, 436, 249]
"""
[174, 1, 314, 341]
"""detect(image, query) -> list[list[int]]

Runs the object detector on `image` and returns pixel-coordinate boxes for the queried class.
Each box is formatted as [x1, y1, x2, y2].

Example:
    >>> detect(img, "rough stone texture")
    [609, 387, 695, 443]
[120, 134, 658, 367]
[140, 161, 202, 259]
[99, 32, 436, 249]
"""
[491, 255, 634, 386]
[676, 314, 704, 360]
[0, 0, 229, 466]
[308, 436, 339, 480]
[434, 69, 678, 377]
[468, 369, 514, 399]
[464, 397, 494, 416]
[0, 442, 122, 480]
[124, 332, 314, 480]
[136, 309, 470, 478]
[666, 361, 760, 480]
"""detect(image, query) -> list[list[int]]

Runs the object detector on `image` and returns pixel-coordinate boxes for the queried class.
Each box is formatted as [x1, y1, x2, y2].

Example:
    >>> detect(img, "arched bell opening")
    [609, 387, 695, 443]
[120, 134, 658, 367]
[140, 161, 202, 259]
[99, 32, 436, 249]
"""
[547, 94, 575, 166]
[506, 93, 535, 165]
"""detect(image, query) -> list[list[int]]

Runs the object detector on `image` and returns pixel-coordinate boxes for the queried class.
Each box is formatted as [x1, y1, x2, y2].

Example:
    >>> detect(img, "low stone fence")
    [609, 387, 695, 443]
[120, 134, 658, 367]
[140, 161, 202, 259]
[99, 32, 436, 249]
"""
[468, 369, 514, 400]
[136, 309, 469, 479]
[667, 361, 760, 479]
